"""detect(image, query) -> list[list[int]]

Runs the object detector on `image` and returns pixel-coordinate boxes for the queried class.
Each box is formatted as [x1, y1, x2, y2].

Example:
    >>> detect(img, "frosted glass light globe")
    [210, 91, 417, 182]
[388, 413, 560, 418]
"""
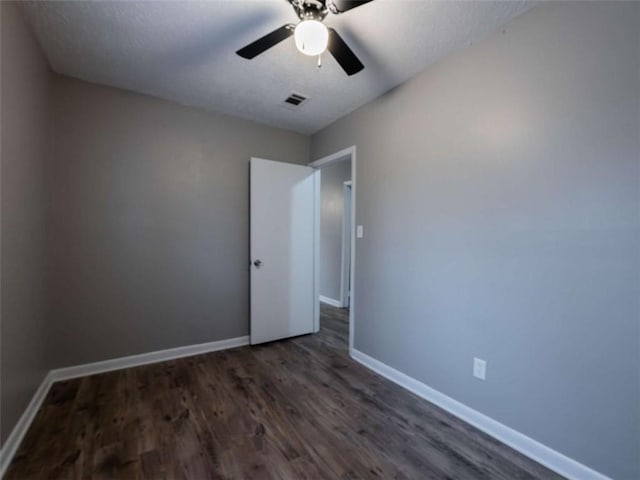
[294, 20, 329, 56]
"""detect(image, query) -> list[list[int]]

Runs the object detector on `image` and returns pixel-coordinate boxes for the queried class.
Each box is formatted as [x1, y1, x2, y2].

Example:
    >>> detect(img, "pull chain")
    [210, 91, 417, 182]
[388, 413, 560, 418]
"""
[317, 54, 322, 68]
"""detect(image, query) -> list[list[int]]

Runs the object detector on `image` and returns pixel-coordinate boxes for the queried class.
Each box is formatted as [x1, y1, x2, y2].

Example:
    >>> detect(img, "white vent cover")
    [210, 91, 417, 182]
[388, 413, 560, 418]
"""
[281, 92, 310, 110]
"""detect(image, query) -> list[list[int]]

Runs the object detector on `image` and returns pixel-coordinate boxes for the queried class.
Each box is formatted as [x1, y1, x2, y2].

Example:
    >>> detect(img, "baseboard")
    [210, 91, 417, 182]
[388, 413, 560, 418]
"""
[350, 348, 611, 480]
[0, 336, 249, 478]
[319, 295, 343, 308]
[49, 336, 249, 382]
[0, 372, 55, 478]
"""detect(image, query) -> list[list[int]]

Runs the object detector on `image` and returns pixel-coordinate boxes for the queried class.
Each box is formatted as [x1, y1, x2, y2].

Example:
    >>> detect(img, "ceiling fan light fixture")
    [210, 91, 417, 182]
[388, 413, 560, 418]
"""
[294, 20, 329, 56]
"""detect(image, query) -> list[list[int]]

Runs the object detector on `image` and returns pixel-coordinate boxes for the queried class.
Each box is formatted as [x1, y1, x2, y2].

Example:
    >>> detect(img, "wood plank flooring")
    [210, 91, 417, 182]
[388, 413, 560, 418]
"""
[6, 305, 563, 479]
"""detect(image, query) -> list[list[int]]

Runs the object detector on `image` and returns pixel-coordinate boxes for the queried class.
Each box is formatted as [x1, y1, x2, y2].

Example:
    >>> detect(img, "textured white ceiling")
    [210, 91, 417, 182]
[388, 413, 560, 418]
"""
[22, 0, 534, 134]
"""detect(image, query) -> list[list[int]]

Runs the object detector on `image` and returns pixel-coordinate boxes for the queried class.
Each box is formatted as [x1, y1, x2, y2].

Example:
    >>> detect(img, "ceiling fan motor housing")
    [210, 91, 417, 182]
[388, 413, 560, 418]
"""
[292, 0, 329, 22]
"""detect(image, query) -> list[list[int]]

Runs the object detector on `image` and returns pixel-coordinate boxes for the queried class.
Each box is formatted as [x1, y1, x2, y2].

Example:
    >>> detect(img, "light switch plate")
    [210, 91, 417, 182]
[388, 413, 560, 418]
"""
[357, 225, 363, 238]
[473, 358, 487, 380]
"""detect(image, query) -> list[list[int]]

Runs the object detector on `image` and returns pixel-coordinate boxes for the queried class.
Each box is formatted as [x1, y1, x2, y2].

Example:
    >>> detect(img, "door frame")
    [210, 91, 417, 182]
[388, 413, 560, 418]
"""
[341, 181, 352, 308]
[310, 146, 357, 352]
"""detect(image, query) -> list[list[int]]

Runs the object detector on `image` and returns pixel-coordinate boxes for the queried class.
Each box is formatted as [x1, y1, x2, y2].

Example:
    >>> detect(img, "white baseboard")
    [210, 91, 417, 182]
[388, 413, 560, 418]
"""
[0, 335, 249, 478]
[319, 295, 343, 308]
[0, 371, 54, 478]
[350, 348, 611, 480]
[50, 336, 249, 382]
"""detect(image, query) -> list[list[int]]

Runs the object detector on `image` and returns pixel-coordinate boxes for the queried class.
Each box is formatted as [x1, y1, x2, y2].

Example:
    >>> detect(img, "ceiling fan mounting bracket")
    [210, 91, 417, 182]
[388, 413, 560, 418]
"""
[288, 0, 329, 22]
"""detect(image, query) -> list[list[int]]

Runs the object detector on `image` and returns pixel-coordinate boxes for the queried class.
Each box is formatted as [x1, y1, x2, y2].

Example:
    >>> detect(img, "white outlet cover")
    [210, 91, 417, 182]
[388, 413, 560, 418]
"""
[357, 225, 364, 238]
[473, 358, 487, 380]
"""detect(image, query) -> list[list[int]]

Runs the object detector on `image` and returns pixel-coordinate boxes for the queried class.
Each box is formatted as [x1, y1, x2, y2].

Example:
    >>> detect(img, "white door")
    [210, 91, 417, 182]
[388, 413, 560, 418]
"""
[250, 158, 318, 345]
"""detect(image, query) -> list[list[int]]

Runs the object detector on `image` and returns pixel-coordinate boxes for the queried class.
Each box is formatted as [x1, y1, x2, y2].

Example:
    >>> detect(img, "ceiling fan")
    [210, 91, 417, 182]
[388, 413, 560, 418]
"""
[236, 0, 373, 76]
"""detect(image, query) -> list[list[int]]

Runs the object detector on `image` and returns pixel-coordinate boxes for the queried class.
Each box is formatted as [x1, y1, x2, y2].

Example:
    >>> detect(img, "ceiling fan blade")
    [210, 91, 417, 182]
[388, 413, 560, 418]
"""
[329, 0, 373, 14]
[236, 24, 295, 59]
[327, 28, 364, 76]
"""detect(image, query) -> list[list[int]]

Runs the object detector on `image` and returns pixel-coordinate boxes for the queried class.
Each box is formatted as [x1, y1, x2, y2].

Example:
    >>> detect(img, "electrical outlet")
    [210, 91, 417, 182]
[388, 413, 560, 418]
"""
[356, 225, 364, 238]
[473, 358, 487, 380]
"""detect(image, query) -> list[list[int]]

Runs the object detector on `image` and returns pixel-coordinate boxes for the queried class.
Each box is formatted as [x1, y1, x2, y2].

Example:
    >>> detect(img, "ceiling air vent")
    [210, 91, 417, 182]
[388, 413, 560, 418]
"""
[281, 92, 309, 111]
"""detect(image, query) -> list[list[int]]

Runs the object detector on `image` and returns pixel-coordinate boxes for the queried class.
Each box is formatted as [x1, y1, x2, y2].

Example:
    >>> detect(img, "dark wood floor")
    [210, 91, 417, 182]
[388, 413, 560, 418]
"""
[7, 305, 563, 479]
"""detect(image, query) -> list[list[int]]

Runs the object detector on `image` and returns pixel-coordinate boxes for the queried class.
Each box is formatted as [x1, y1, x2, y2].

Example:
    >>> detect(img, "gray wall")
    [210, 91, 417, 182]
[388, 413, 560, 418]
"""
[311, 3, 640, 479]
[0, 6, 309, 441]
[46, 76, 309, 368]
[0, 2, 52, 443]
[320, 160, 351, 301]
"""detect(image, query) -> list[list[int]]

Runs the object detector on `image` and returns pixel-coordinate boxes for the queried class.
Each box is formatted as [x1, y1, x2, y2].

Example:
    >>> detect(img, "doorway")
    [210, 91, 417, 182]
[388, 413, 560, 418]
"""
[310, 146, 356, 352]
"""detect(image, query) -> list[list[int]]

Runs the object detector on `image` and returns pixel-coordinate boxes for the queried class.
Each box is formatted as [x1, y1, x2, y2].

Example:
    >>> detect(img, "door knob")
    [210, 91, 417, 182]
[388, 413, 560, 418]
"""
[253, 259, 263, 268]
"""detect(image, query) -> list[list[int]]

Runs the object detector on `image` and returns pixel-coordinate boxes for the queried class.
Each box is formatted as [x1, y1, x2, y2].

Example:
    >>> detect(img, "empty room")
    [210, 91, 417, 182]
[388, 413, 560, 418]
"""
[1, 1, 638, 479]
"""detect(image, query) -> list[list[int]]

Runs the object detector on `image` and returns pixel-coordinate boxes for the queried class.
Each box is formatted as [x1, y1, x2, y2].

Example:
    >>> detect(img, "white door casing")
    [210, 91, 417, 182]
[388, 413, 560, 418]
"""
[341, 181, 352, 308]
[309, 146, 356, 352]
